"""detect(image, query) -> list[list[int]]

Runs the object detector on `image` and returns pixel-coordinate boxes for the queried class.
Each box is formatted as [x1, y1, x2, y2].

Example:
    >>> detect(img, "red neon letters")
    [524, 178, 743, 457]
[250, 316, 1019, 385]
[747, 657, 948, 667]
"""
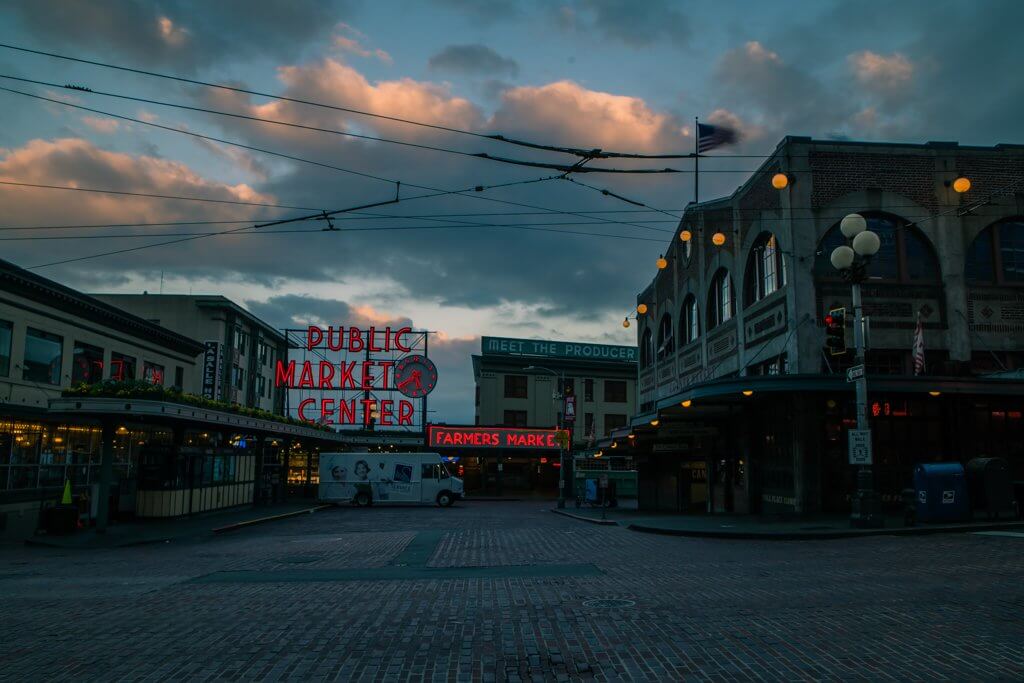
[427, 426, 566, 451]
[297, 397, 415, 426]
[306, 326, 412, 353]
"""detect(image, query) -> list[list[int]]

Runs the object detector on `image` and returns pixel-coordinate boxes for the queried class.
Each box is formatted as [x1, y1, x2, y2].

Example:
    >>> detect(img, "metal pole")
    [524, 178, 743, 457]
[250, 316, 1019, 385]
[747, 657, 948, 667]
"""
[851, 280, 882, 528]
[557, 370, 566, 509]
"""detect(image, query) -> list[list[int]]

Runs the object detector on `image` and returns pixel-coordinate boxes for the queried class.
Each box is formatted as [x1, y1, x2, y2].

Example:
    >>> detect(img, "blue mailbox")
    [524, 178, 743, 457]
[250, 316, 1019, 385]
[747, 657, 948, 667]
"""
[913, 463, 970, 523]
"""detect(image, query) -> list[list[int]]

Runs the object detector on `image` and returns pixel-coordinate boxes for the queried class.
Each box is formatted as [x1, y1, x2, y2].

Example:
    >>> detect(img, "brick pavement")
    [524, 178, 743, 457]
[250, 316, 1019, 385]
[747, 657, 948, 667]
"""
[2, 501, 1023, 681]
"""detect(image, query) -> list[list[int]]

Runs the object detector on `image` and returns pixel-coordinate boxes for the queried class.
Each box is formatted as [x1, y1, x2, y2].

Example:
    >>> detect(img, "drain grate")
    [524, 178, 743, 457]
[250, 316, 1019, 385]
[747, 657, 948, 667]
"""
[582, 598, 635, 608]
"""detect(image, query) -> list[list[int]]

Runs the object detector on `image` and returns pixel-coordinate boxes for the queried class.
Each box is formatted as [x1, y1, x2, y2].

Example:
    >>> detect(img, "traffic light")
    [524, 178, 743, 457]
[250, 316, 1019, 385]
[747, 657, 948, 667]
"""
[825, 307, 847, 356]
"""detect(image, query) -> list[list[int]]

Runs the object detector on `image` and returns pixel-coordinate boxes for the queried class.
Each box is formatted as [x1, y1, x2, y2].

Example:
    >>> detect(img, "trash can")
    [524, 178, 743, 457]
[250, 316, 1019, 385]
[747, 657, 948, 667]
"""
[966, 458, 1015, 520]
[913, 463, 969, 523]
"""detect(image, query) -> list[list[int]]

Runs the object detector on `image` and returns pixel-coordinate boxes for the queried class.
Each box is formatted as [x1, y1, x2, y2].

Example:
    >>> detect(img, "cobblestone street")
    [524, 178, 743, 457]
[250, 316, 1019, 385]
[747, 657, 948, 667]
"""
[3, 502, 1023, 681]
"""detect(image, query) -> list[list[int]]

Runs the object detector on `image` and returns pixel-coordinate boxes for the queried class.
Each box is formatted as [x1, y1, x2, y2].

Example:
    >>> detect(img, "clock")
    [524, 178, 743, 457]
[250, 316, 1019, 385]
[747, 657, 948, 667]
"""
[393, 355, 437, 398]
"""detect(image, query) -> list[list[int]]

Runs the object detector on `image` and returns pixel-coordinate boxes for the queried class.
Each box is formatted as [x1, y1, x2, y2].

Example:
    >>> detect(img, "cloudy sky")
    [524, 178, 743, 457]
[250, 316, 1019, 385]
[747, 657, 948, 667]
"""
[1, 0, 1021, 423]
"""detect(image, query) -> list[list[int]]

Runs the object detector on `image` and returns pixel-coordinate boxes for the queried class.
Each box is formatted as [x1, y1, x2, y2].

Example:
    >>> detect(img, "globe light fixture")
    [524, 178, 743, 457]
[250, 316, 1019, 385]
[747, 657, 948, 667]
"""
[840, 213, 867, 238]
[929, 390, 942, 397]
[610, 441, 618, 449]
[742, 390, 754, 397]
[852, 229, 881, 257]
[637, 303, 648, 315]
[681, 399, 692, 408]
[771, 172, 789, 190]
[712, 231, 726, 246]
[679, 229, 693, 242]
[656, 254, 668, 269]
[830, 244, 855, 270]
[622, 317, 631, 328]
[650, 419, 659, 427]
[952, 176, 971, 193]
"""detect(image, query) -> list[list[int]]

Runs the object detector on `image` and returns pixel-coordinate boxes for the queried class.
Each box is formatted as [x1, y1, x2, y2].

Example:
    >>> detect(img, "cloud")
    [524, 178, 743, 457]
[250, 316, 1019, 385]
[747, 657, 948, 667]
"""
[429, 45, 519, 78]
[5, 0, 356, 72]
[554, 0, 690, 48]
[491, 80, 686, 151]
[81, 116, 120, 133]
[331, 23, 393, 64]
[849, 51, 913, 90]
[431, 0, 524, 25]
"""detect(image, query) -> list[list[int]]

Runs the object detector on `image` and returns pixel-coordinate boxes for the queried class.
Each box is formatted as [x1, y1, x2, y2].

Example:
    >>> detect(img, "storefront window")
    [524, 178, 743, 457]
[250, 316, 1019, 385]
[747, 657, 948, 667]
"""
[72, 341, 104, 384]
[0, 320, 12, 377]
[143, 361, 165, 385]
[23, 328, 63, 384]
[111, 352, 136, 381]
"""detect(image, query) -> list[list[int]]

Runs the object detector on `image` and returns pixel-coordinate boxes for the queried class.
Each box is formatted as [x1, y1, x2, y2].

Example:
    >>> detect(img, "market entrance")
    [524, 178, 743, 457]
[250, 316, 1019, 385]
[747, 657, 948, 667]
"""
[428, 425, 568, 498]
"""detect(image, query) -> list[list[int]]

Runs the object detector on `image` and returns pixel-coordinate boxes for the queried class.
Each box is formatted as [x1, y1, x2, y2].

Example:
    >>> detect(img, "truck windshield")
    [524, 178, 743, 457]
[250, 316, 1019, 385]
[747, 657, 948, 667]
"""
[438, 461, 452, 478]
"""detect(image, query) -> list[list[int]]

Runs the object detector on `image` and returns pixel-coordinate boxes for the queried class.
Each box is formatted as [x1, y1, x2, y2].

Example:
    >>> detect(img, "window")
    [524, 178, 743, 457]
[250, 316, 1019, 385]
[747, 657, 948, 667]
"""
[174, 366, 184, 389]
[111, 352, 136, 381]
[966, 219, 1024, 285]
[681, 295, 699, 344]
[640, 328, 653, 368]
[604, 413, 627, 436]
[745, 233, 787, 304]
[421, 463, 439, 480]
[815, 214, 940, 283]
[23, 328, 63, 385]
[504, 374, 527, 399]
[584, 412, 595, 437]
[232, 365, 244, 390]
[475, 385, 480, 406]
[707, 269, 734, 329]
[234, 327, 248, 355]
[259, 341, 270, 365]
[0, 320, 13, 376]
[604, 380, 627, 403]
[256, 375, 267, 398]
[563, 378, 575, 397]
[584, 379, 594, 402]
[749, 353, 789, 376]
[656, 314, 674, 360]
[71, 342, 104, 384]
[143, 361, 165, 385]
[503, 410, 528, 427]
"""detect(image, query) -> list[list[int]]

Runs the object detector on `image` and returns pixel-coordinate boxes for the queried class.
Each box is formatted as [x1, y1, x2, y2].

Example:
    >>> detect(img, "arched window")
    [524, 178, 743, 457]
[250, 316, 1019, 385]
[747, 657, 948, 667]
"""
[814, 213, 940, 282]
[640, 328, 653, 368]
[966, 219, 1024, 285]
[680, 295, 699, 345]
[656, 314, 674, 360]
[707, 269, 734, 330]
[745, 232, 787, 304]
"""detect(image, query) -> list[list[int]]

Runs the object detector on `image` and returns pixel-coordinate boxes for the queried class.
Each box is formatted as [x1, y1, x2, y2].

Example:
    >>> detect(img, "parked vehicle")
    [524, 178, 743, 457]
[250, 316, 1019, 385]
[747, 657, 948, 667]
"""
[318, 452, 464, 507]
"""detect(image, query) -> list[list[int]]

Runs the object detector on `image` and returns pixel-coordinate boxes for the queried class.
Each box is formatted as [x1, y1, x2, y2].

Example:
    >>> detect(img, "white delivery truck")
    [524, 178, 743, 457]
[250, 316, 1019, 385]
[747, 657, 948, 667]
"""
[318, 452, 464, 507]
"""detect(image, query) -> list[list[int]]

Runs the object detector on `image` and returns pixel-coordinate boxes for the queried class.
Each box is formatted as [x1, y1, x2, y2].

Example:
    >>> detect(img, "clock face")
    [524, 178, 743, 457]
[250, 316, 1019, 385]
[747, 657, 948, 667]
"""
[393, 355, 437, 398]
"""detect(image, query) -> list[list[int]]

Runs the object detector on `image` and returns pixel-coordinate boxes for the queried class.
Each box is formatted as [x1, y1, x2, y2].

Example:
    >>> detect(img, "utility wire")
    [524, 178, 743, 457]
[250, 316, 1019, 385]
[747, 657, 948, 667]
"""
[562, 177, 683, 220]
[0, 179, 318, 210]
[1, 84, 671, 235]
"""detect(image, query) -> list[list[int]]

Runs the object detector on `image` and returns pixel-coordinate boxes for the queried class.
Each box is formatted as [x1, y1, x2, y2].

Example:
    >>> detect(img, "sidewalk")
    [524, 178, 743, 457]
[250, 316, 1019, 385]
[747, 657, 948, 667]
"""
[24, 502, 330, 549]
[552, 505, 1024, 540]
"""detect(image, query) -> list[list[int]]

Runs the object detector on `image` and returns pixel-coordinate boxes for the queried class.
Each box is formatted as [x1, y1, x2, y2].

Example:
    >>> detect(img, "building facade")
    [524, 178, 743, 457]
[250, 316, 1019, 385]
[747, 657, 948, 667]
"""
[0, 261, 342, 540]
[621, 137, 1024, 516]
[466, 336, 637, 496]
[92, 294, 287, 414]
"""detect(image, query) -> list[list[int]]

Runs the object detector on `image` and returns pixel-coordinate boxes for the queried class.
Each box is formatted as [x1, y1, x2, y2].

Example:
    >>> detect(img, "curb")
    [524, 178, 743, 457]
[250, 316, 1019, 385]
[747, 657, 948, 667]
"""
[550, 508, 619, 526]
[626, 519, 1024, 541]
[25, 535, 174, 549]
[212, 505, 333, 534]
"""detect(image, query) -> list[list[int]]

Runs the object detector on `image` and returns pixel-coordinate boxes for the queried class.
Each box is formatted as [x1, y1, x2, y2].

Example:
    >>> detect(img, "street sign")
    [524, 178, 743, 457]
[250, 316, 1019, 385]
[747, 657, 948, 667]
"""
[848, 429, 872, 465]
[846, 364, 865, 383]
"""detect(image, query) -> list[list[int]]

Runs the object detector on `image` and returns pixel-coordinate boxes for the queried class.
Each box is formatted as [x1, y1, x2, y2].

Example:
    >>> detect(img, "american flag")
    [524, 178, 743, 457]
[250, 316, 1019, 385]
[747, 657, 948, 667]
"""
[697, 122, 737, 153]
[912, 312, 926, 375]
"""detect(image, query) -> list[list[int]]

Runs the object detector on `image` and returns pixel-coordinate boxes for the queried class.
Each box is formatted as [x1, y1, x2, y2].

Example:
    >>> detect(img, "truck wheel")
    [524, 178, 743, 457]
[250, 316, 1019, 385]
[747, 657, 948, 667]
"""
[437, 491, 454, 507]
[354, 491, 372, 507]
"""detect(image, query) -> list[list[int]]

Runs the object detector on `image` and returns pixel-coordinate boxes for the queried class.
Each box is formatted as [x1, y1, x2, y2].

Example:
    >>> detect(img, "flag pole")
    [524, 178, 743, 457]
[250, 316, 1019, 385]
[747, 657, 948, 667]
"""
[694, 116, 699, 204]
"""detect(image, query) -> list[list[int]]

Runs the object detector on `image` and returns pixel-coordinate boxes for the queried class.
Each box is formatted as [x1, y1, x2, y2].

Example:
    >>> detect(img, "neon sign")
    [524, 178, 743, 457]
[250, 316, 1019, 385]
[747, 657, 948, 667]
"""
[427, 426, 568, 450]
[277, 326, 436, 427]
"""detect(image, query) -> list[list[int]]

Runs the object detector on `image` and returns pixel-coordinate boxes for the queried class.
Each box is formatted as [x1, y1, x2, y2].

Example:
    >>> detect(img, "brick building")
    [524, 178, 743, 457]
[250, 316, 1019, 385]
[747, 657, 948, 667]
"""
[616, 136, 1024, 516]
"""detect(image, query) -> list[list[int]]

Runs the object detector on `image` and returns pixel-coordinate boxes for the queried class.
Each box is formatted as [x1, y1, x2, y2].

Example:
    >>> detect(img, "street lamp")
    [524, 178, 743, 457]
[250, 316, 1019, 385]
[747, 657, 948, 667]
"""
[523, 364, 570, 508]
[830, 213, 884, 529]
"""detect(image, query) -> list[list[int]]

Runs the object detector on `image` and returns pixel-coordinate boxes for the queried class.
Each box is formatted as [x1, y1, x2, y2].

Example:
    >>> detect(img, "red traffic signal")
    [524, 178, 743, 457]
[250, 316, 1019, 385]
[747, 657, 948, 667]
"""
[825, 307, 847, 356]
